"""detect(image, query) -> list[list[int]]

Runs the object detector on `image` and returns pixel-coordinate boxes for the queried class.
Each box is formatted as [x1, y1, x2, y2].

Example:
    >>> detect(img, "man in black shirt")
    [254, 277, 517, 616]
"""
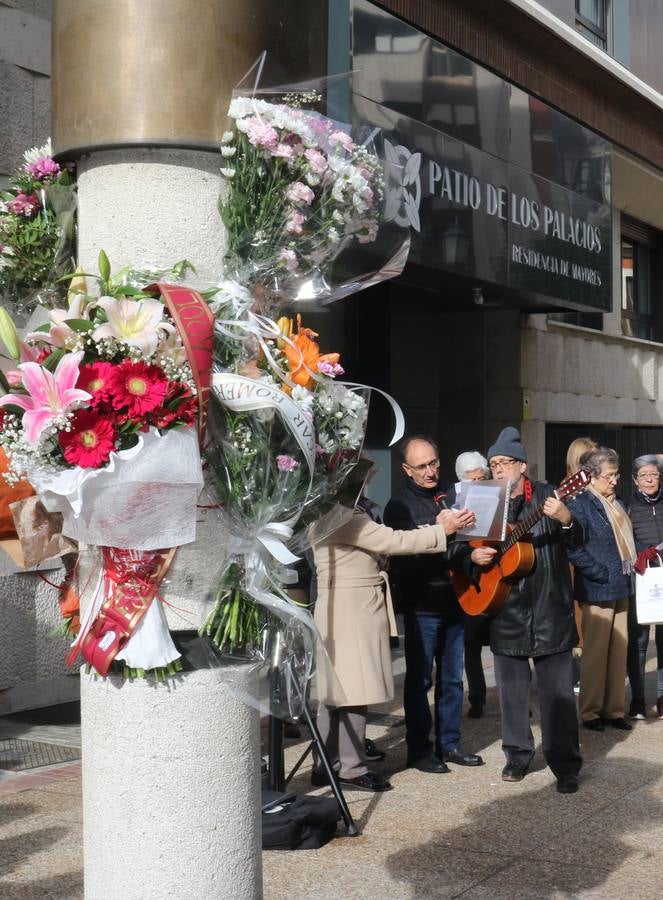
[384, 435, 483, 774]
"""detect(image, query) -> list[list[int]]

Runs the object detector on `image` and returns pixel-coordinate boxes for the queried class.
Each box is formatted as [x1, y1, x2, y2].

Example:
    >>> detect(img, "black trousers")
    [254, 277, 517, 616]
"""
[494, 651, 582, 779]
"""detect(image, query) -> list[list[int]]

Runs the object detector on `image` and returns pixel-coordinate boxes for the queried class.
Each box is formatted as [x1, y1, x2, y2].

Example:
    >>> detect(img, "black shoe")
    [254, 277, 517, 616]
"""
[310, 769, 333, 787]
[364, 738, 386, 762]
[556, 774, 579, 794]
[582, 718, 605, 732]
[338, 771, 393, 792]
[606, 717, 632, 731]
[468, 705, 484, 719]
[441, 748, 484, 767]
[501, 762, 529, 782]
[407, 753, 450, 774]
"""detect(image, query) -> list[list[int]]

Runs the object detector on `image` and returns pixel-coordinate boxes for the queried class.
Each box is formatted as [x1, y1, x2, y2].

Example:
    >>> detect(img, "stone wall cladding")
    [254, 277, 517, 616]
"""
[375, 0, 663, 171]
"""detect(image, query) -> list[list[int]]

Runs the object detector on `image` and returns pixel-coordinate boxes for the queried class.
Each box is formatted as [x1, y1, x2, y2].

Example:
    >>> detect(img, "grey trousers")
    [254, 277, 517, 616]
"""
[315, 703, 368, 779]
[494, 651, 582, 779]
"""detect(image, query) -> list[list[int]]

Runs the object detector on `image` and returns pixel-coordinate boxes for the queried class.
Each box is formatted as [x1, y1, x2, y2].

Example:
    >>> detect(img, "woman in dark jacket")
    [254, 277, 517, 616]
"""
[627, 454, 663, 719]
[567, 447, 636, 732]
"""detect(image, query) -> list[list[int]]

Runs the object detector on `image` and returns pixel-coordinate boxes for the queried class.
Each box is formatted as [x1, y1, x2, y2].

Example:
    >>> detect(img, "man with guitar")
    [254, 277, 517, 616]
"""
[475, 427, 585, 794]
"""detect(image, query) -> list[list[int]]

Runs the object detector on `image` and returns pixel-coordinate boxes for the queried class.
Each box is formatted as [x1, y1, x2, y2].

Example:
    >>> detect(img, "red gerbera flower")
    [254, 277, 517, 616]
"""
[77, 361, 114, 406]
[59, 409, 117, 468]
[108, 360, 168, 418]
[150, 383, 198, 430]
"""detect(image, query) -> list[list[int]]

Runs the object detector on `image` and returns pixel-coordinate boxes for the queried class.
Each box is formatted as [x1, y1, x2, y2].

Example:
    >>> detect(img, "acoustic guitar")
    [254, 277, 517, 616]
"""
[450, 468, 591, 617]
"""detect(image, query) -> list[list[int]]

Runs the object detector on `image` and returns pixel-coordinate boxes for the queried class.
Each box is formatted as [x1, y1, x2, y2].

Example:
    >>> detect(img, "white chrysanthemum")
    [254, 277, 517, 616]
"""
[221, 146, 236, 157]
[220, 167, 236, 178]
[23, 138, 52, 164]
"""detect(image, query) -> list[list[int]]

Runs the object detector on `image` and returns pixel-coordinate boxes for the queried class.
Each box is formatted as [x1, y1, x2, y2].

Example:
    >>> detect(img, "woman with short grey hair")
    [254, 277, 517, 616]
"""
[627, 454, 663, 719]
[454, 449, 490, 718]
[454, 451, 489, 482]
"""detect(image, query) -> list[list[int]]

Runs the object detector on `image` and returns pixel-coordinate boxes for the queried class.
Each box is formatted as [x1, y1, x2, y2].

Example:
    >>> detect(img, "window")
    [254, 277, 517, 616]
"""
[548, 310, 603, 330]
[575, 1, 608, 48]
[621, 225, 655, 341]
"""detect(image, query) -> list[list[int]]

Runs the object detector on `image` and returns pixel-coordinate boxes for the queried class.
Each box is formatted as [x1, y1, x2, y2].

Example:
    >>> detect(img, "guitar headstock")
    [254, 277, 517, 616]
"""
[555, 467, 591, 502]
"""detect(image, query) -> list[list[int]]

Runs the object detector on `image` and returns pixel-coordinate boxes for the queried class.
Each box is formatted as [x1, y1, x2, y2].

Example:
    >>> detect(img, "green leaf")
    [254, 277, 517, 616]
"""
[42, 348, 65, 371]
[63, 318, 94, 332]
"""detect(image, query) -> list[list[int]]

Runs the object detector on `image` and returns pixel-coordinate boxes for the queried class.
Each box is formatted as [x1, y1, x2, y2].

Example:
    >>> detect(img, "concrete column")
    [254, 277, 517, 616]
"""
[72, 131, 262, 900]
[53, 0, 270, 900]
[76, 147, 224, 278]
[81, 668, 262, 900]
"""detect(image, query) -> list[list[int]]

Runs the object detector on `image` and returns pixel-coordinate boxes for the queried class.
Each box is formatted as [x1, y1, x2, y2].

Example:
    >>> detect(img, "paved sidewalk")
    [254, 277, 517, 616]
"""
[3, 653, 663, 899]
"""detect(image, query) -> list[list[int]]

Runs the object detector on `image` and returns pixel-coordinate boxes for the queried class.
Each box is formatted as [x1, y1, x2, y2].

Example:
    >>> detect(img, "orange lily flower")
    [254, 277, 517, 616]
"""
[283, 315, 341, 388]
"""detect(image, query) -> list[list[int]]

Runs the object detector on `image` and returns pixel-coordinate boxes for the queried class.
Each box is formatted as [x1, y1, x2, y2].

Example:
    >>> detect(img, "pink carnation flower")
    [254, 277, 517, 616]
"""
[317, 360, 345, 378]
[304, 148, 328, 174]
[278, 248, 299, 272]
[286, 182, 315, 205]
[24, 157, 60, 179]
[273, 143, 295, 160]
[8, 193, 40, 216]
[285, 211, 305, 235]
[277, 454, 299, 473]
[244, 117, 278, 151]
[329, 130, 355, 153]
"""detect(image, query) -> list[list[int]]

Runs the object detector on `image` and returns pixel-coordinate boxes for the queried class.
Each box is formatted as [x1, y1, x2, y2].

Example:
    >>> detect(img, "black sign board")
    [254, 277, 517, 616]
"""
[348, 0, 612, 311]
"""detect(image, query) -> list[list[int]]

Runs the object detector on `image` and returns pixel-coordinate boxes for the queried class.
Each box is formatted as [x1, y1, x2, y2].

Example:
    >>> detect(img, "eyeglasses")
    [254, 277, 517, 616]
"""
[406, 458, 440, 473]
[598, 472, 620, 483]
[636, 471, 660, 481]
[489, 458, 519, 472]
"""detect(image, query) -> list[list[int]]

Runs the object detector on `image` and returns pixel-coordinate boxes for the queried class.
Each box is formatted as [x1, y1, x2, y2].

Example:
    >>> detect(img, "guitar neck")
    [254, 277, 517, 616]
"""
[500, 496, 548, 551]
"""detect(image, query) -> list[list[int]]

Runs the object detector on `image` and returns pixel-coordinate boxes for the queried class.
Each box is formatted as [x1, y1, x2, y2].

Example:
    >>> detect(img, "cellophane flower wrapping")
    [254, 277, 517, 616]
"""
[201, 63, 408, 717]
[0, 256, 205, 678]
[0, 140, 76, 324]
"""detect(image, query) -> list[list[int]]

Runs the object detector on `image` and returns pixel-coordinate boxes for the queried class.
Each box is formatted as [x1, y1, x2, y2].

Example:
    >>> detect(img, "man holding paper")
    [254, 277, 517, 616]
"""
[384, 435, 483, 774]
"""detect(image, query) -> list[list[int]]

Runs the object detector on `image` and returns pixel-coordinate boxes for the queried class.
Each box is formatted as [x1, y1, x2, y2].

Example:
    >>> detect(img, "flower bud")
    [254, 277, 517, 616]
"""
[67, 265, 88, 307]
[276, 316, 292, 349]
[0, 308, 21, 360]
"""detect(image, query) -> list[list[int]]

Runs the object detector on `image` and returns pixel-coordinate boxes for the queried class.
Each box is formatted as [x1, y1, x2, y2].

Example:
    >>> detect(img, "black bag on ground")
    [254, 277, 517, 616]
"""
[261, 794, 341, 850]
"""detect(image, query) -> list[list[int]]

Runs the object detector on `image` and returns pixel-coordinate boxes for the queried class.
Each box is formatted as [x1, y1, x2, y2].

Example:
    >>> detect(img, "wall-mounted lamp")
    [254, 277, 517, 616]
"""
[441, 219, 470, 267]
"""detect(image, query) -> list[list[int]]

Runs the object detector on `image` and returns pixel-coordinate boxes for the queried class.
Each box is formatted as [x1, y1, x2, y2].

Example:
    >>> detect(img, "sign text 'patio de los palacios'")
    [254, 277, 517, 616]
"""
[382, 126, 611, 310]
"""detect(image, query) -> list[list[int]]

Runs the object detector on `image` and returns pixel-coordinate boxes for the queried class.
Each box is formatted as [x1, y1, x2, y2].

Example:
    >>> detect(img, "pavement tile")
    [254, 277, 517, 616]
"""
[458, 854, 661, 900]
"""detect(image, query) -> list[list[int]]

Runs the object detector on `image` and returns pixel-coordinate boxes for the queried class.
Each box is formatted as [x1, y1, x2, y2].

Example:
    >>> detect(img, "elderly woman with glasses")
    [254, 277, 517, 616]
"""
[626, 455, 663, 719]
[567, 447, 636, 731]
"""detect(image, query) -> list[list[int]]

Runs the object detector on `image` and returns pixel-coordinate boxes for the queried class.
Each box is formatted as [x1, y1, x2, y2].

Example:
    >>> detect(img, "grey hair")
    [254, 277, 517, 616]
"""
[632, 454, 662, 478]
[455, 450, 489, 481]
[580, 446, 619, 479]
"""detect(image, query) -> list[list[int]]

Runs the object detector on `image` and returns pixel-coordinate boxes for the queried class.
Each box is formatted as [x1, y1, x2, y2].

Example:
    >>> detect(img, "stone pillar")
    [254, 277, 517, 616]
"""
[51, 2, 275, 896]
[81, 668, 261, 900]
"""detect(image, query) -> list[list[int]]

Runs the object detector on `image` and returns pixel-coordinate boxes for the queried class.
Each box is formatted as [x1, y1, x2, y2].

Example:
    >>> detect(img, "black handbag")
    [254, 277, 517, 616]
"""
[261, 794, 341, 850]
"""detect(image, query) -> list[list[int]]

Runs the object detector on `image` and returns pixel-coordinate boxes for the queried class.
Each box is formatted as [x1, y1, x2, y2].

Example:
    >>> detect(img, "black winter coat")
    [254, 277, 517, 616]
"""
[627, 489, 663, 553]
[489, 481, 585, 658]
[383, 479, 471, 615]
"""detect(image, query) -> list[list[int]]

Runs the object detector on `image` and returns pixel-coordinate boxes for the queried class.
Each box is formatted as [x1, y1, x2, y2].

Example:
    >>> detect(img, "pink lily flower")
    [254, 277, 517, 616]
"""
[0, 350, 92, 447]
[25, 295, 90, 349]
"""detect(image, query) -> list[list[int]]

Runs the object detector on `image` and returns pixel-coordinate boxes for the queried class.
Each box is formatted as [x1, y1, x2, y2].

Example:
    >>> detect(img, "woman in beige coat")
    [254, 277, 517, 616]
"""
[310, 504, 472, 792]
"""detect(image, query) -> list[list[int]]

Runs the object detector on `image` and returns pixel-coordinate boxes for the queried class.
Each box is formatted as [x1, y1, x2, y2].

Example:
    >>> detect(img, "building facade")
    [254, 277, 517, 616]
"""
[323, 0, 663, 494]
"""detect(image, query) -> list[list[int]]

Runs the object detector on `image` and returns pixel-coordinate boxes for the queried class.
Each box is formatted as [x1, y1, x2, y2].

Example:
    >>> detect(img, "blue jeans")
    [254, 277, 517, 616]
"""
[403, 611, 465, 760]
